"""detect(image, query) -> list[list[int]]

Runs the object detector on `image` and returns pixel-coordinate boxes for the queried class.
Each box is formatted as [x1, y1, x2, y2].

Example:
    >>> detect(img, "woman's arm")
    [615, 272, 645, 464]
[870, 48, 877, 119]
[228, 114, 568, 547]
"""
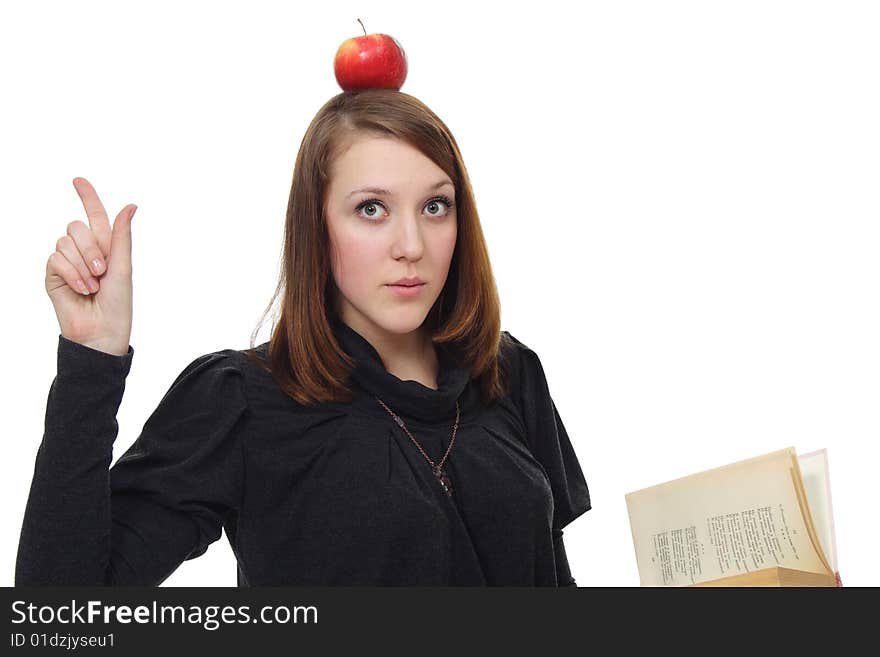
[15, 336, 247, 585]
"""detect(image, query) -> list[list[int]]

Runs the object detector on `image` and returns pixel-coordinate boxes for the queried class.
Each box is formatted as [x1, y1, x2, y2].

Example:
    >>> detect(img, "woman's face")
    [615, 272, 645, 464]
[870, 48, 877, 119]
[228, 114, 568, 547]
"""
[324, 133, 457, 339]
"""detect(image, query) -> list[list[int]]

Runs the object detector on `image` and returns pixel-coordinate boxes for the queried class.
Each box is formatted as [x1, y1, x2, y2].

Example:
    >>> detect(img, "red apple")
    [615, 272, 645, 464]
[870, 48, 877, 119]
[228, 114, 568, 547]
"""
[334, 19, 408, 91]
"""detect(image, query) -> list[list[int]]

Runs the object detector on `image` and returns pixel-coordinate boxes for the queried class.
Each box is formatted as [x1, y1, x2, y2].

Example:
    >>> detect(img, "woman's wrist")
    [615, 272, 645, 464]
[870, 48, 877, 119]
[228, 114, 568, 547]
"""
[61, 334, 130, 357]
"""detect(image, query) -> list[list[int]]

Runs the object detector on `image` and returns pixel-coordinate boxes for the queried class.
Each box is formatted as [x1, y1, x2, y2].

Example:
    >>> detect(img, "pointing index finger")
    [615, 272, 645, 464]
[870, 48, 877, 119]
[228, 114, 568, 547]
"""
[72, 177, 112, 259]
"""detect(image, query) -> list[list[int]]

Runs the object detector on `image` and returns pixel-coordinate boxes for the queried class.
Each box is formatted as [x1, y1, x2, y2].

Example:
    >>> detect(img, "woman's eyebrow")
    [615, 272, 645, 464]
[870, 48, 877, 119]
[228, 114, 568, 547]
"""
[346, 180, 454, 199]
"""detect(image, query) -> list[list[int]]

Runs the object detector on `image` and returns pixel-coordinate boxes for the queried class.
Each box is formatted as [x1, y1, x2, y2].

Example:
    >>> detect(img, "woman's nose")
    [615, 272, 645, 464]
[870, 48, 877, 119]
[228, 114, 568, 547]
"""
[392, 213, 425, 260]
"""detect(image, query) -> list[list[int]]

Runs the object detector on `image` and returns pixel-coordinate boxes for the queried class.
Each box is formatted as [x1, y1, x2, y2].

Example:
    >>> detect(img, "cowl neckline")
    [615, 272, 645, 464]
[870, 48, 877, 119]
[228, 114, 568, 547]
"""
[330, 317, 471, 424]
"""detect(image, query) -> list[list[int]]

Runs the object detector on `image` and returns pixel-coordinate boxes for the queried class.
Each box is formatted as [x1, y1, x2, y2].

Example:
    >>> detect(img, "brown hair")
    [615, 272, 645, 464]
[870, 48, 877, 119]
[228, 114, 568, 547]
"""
[242, 89, 508, 407]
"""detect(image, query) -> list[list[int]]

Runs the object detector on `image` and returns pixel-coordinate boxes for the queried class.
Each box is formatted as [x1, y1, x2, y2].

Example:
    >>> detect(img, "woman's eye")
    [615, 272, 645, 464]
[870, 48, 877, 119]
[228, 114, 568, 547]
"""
[355, 197, 454, 221]
[425, 197, 453, 217]
[356, 201, 385, 220]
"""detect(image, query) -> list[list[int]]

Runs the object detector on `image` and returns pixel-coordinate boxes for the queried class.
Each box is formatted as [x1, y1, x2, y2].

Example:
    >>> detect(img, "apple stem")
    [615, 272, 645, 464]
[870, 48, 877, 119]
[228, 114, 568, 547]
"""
[357, 18, 366, 36]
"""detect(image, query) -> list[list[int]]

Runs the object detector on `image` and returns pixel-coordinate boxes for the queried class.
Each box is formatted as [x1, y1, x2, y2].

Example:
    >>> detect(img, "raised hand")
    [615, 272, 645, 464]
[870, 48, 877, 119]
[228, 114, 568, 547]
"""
[45, 178, 137, 356]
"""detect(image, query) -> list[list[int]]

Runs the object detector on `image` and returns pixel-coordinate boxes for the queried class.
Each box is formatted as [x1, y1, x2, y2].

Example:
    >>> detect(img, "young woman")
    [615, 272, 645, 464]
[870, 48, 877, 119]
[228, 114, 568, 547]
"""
[16, 89, 591, 586]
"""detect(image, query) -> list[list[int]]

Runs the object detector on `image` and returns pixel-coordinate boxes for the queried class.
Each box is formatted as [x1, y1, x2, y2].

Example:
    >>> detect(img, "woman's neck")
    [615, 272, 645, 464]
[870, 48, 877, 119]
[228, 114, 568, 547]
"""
[343, 318, 440, 390]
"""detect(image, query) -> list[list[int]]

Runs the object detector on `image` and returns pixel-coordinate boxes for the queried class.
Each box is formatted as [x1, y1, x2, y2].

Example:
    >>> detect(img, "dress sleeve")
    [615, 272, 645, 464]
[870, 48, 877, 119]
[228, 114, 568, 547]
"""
[15, 335, 247, 586]
[502, 331, 592, 533]
[553, 529, 577, 586]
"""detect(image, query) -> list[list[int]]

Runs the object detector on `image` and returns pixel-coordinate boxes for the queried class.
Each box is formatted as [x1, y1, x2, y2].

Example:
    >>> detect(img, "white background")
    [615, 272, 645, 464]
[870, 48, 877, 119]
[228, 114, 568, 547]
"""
[2, 0, 877, 587]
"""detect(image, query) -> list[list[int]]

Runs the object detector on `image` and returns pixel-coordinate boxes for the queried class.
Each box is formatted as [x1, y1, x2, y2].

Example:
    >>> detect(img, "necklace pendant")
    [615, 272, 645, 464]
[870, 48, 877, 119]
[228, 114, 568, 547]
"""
[434, 466, 454, 497]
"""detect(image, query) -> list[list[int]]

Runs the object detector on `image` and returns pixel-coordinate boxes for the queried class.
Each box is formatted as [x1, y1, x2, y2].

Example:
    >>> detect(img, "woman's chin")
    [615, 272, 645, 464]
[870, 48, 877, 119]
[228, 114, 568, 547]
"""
[372, 308, 431, 335]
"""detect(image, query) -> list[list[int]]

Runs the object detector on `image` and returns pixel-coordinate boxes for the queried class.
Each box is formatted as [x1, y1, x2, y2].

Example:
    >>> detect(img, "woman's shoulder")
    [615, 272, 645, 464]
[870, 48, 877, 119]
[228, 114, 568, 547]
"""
[225, 341, 348, 416]
[165, 342, 355, 441]
[497, 329, 555, 397]
[184, 340, 268, 377]
[231, 340, 270, 371]
[500, 330, 535, 355]
[161, 342, 267, 403]
[498, 329, 540, 373]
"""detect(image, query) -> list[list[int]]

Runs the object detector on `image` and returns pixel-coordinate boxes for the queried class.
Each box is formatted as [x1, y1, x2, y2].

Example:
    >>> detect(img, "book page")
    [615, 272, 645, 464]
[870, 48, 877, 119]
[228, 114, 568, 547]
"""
[798, 449, 837, 573]
[625, 447, 829, 586]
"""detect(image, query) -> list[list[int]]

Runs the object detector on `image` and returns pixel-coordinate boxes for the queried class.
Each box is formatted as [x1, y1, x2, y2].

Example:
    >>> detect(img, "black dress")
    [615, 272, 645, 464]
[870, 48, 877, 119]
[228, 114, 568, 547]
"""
[15, 318, 591, 586]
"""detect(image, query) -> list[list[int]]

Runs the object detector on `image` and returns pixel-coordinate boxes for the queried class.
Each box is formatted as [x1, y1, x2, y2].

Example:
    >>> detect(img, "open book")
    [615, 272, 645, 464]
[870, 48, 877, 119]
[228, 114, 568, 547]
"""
[625, 447, 841, 586]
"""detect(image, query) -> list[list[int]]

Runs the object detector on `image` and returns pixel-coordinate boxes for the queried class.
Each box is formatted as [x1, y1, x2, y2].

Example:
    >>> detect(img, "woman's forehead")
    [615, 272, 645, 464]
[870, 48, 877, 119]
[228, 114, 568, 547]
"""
[328, 136, 449, 190]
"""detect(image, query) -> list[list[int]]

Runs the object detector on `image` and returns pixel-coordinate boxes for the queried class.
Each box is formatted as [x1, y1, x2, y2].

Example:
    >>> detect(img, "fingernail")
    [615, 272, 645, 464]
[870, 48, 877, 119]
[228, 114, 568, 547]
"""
[130, 205, 138, 219]
[76, 279, 89, 295]
[87, 278, 100, 293]
[91, 259, 104, 275]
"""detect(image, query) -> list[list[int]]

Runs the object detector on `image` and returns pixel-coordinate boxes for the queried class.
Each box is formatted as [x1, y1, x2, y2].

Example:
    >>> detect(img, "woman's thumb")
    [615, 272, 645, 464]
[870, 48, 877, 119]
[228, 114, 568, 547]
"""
[108, 204, 137, 273]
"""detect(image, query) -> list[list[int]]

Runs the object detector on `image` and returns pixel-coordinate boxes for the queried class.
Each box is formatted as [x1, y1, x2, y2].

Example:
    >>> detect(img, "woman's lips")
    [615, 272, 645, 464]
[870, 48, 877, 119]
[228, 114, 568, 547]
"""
[386, 283, 426, 298]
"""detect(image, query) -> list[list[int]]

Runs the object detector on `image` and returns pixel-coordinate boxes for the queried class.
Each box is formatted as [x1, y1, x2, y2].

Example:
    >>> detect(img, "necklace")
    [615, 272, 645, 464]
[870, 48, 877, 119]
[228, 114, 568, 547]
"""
[375, 396, 460, 497]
